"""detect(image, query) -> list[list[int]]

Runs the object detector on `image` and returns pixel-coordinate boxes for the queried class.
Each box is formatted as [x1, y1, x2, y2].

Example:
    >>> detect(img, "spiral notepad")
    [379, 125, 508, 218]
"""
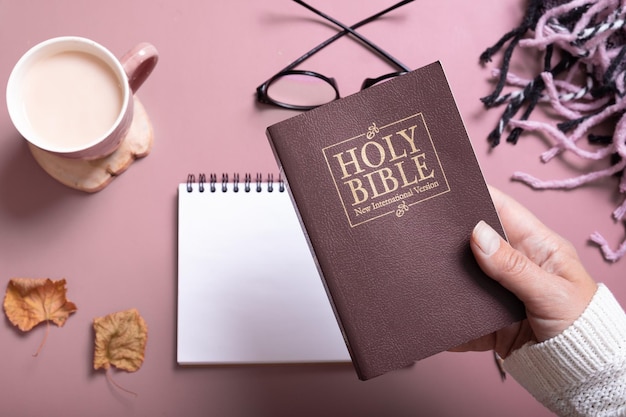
[177, 173, 349, 364]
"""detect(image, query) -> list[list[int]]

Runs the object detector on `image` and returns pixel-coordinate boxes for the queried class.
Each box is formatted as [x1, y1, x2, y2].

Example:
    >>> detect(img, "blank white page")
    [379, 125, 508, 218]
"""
[177, 180, 349, 364]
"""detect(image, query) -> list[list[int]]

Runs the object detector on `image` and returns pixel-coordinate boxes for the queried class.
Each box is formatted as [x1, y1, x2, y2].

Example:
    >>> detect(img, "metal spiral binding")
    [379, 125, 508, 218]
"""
[186, 174, 195, 192]
[198, 173, 206, 192]
[186, 173, 285, 193]
[221, 173, 228, 192]
[209, 173, 217, 192]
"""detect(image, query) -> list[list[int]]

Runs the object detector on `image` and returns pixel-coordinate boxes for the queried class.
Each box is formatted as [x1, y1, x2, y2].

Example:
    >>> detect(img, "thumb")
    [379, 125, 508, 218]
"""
[470, 220, 552, 306]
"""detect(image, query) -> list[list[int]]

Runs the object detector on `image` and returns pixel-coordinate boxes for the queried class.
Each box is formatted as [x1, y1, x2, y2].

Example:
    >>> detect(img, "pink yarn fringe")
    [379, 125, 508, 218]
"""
[485, 0, 626, 262]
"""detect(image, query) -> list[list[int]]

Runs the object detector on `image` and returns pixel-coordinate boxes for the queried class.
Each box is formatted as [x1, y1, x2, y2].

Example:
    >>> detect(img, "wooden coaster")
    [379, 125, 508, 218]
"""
[29, 96, 154, 193]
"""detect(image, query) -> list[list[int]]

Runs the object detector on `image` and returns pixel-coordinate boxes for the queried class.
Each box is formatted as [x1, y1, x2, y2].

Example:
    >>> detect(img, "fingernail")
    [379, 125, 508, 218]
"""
[473, 221, 501, 257]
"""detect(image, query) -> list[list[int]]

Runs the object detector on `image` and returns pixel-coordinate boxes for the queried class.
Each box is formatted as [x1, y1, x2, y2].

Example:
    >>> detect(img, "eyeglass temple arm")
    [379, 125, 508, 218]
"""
[266, 0, 413, 77]
[293, 0, 412, 73]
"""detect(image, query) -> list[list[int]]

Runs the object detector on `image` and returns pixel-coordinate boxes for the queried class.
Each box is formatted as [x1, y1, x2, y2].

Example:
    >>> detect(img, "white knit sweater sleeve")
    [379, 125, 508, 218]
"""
[503, 284, 626, 417]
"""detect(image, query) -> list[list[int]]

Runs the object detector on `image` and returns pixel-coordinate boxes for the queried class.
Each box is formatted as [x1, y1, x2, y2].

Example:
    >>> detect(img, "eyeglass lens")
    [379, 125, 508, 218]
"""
[266, 73, 339, 109]
[259, 0, 413, 110]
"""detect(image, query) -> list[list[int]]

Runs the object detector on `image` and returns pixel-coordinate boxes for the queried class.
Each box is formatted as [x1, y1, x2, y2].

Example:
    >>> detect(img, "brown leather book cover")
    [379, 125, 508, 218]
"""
[266, 61, 525, 380]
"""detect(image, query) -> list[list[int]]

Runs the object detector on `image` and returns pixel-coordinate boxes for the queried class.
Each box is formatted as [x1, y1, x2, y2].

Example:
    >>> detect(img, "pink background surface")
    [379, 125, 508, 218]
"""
[0, 1, 623, 416]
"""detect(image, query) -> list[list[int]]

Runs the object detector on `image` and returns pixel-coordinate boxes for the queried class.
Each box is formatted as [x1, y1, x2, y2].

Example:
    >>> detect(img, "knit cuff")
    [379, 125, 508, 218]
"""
[503, 284, 626, 414]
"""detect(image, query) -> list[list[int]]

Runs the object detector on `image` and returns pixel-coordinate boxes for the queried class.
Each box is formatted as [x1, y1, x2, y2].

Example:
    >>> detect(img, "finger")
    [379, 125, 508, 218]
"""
[470, 220, 556, 304]
[487, 186, 552, 253]
[486, 186, 580, 276]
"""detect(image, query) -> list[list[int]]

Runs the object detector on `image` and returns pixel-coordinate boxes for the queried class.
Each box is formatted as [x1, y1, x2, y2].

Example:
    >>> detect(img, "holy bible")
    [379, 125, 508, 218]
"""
[266, 61, 525, 380]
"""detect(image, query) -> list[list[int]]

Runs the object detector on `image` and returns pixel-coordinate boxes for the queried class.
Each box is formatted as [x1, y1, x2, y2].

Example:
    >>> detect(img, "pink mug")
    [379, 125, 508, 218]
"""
[6, 36, 158, 160]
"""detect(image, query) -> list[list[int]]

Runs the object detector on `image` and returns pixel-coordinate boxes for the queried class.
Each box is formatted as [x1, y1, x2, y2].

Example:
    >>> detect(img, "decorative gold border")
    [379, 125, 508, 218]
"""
[322, 113, 451, 228]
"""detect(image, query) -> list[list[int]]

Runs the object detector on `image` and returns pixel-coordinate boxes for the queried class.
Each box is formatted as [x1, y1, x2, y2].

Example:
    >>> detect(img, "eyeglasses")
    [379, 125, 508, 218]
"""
[256, 0, 413, 111]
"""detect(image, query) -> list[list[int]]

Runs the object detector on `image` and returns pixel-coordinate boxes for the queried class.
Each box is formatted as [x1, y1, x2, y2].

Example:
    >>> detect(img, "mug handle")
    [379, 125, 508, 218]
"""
[120, 42, 159, 93]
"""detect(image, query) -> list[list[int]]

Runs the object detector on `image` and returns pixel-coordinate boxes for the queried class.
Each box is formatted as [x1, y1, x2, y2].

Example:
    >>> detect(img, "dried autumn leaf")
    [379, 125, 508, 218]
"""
[93, 308, 148, 373]
[3, 278, 77, 355]
[93, 308, 148, 396]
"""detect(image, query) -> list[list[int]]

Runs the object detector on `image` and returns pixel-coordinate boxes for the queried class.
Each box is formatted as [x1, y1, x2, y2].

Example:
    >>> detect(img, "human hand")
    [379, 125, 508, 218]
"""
[453, 186, 598, 358]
